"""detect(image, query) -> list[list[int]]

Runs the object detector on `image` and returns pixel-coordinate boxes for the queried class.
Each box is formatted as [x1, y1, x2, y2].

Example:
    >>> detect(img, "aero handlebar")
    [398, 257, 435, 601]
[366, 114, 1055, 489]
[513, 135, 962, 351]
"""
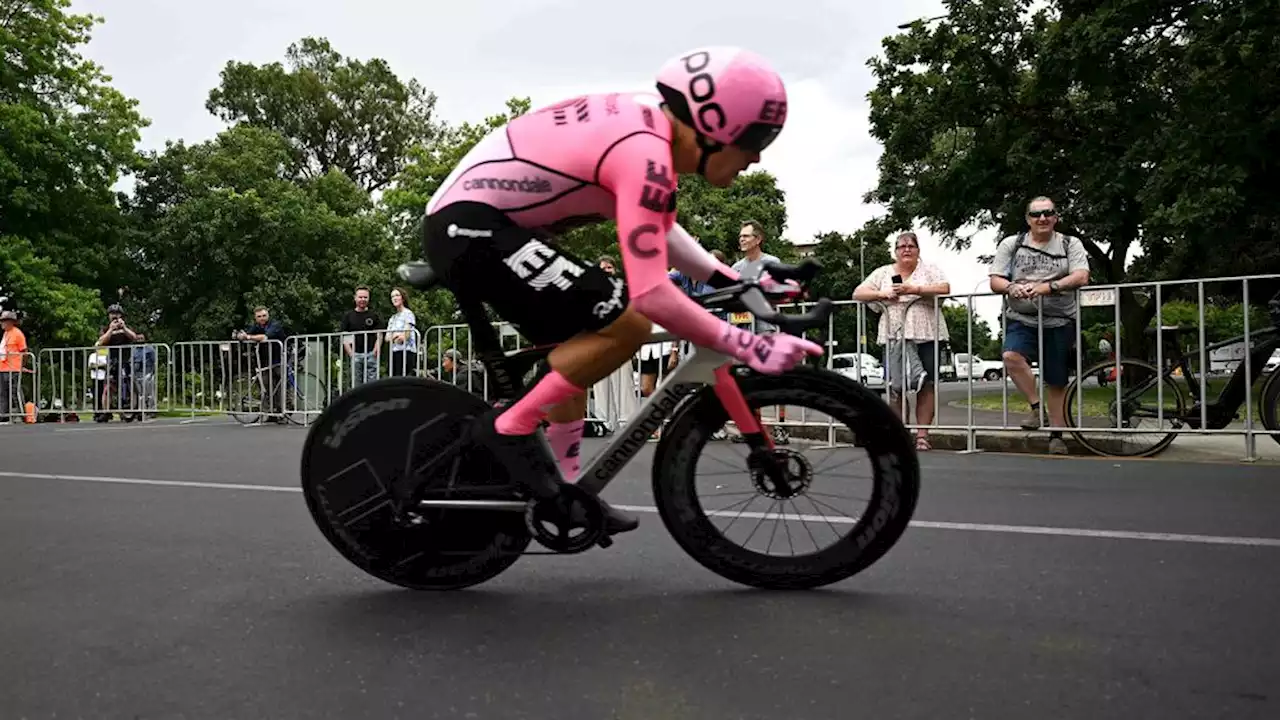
[696, 258, 833, 335]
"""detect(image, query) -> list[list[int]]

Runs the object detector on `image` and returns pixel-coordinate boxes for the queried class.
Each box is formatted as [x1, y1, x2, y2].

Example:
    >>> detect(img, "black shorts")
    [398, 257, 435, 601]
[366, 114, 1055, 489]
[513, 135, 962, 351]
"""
[422, 202, 628, 346]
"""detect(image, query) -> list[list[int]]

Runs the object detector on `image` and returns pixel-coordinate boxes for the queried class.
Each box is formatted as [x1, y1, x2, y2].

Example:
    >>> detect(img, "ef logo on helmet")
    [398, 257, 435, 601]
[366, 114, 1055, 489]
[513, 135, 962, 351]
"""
[681, 51, 726, 134]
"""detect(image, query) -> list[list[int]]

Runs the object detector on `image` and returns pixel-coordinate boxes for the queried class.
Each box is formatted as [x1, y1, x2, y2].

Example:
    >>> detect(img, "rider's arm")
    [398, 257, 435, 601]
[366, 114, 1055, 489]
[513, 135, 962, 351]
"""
[597, 134, 758, 355]
[665, 223, 740, 289]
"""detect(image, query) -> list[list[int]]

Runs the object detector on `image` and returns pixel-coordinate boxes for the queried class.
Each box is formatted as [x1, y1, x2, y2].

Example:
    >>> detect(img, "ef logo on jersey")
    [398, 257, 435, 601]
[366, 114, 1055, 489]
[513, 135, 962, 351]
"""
[638, 159, 675, 214]
[681, 51, 726, 135]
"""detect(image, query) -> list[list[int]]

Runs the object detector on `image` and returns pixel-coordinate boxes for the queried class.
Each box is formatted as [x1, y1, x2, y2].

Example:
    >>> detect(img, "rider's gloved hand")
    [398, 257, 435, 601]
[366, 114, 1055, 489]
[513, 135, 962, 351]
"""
[758, 272, 802, 300]
[726, 329, 824, 375]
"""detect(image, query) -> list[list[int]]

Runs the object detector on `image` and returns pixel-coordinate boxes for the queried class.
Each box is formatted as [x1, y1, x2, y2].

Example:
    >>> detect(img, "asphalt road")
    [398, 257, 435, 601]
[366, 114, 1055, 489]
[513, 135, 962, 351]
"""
[2, 418, 1279, 720]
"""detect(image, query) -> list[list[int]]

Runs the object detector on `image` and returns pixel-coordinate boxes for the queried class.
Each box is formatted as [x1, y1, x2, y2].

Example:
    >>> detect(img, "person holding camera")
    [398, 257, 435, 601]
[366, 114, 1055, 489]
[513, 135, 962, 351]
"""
[94, 304, 140, 422]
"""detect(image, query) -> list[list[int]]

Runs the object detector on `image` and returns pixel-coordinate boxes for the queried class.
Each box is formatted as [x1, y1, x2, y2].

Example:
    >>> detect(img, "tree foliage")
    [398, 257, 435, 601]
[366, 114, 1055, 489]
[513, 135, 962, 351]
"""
[206, 37, 442, 194]
[0, 0, 146, 318]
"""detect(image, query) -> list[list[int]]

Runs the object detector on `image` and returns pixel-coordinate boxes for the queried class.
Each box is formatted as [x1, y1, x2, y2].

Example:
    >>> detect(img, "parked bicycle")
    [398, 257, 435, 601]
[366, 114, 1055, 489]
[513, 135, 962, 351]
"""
[1064, 290, 1280, 457]
[299, 258, 921, 591]
[228, 342, 327, 426]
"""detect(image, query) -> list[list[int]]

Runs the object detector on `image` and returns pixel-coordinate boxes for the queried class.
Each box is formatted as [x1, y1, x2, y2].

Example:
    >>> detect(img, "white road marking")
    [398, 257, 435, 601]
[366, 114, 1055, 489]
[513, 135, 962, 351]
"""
[2, 470, 1279, 549]
[50, 420, 237, 434]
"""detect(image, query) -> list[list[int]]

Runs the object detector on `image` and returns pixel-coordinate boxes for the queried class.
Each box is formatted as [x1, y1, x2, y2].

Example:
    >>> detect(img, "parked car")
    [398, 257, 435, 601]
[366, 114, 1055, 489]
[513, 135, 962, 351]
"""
[952, 352, 1039, 381]
[831, 352, 885, 387]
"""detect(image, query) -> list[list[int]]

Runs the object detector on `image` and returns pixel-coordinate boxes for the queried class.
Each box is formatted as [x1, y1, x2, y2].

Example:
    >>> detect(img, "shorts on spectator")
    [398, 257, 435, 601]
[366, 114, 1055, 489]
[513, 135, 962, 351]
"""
[886, 340, 938, 393]
[1003, 320, 1076, 387]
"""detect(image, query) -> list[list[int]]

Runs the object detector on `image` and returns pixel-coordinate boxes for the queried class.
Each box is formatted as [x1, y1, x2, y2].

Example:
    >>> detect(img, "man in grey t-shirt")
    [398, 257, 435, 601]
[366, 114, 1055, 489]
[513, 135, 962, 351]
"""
[730, 220, 790, 445]
[989, 196, 1091, 451]
[732, 220, 781, 334]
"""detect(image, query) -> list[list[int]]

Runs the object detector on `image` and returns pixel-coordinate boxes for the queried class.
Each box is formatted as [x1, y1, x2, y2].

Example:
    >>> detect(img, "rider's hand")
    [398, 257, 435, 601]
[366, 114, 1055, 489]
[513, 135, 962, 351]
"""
[758, 272, 802, 300]
[735, 332, 824, 375]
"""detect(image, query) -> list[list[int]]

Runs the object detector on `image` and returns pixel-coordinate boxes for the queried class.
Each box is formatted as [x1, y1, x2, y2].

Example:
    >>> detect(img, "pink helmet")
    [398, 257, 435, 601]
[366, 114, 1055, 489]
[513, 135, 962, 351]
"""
[655, 46, 788, 153]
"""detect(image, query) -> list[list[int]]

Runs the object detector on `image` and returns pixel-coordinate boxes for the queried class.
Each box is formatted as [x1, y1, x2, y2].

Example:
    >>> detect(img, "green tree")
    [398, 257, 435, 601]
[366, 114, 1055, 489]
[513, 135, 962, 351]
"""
[941, 304, 998, 357]
[206, 37, 442, 193]
[0, 0, 147, 319]
[126, 126, 393, 340]
[0, 236, 103, 345]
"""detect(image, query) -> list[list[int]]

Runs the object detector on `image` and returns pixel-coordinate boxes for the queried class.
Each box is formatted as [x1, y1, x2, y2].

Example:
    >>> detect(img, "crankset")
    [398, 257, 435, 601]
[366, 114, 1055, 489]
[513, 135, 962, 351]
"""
[524, 483, 609, 554]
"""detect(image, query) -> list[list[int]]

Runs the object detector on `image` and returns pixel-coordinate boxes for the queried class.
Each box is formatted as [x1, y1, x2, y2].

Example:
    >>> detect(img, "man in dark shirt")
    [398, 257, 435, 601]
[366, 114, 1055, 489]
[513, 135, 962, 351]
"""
[340, 286, 384, 387]
[236, 306, 288, 418]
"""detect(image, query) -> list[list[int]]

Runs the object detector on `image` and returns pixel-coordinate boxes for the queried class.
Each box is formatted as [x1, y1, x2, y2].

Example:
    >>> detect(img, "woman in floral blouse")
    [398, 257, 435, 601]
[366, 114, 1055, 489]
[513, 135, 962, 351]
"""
[853, 232, 951, 451]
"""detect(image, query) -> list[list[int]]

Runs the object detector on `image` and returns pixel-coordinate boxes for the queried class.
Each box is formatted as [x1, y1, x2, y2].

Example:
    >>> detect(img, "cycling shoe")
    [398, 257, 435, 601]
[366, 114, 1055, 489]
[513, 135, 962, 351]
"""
[570, 498, 640, 535]
[471, 408, 563, 500]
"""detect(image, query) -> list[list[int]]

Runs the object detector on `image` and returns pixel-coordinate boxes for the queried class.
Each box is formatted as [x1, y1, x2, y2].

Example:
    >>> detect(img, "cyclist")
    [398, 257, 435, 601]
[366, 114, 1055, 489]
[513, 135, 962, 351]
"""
[421, 46, 823, 535]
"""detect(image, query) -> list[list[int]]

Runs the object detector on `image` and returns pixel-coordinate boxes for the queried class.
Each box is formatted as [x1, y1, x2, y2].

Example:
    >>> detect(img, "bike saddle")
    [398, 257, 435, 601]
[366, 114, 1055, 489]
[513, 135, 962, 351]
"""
[397, 260, 440, 291]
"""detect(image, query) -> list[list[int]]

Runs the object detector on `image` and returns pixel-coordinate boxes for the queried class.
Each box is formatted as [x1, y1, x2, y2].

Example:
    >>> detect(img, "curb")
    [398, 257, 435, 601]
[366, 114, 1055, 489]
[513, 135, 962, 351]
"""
[785, 424, 1096, 456]
[784, 424, 1278, 463]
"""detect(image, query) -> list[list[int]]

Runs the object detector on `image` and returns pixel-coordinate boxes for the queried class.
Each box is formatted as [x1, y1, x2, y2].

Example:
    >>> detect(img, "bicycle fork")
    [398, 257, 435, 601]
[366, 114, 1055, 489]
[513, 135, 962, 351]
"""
[711, 366, 791, 494]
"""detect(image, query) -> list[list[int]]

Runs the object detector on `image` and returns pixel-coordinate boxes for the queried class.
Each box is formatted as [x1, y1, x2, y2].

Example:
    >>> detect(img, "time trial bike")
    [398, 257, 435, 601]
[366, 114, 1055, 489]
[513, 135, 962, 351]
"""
[299, 258, 921, 591]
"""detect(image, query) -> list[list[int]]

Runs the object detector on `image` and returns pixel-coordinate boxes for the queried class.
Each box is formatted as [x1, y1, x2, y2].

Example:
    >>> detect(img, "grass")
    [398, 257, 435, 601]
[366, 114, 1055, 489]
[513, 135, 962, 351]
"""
[958, 375, 1271, 420]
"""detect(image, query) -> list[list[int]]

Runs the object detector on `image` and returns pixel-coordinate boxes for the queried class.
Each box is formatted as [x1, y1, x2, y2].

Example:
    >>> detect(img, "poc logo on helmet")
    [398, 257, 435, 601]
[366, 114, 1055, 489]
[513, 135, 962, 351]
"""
[681, 51, 726, 135]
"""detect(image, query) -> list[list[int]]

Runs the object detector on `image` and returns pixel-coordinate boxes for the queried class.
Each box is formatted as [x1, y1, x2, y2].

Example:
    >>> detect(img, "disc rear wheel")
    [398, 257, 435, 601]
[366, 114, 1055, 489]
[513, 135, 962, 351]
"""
[300, 376, 530, 590]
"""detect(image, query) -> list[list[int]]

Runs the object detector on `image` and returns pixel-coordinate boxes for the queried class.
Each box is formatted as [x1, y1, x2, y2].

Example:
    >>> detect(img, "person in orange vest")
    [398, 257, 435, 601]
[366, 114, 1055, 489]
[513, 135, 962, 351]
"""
[0, 309, 28, 423]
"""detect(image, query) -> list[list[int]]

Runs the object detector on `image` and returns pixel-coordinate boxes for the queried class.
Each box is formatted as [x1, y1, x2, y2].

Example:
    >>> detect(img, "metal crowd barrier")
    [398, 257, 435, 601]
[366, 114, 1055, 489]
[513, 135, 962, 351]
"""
[866, 274, 1280, 461]
[7, 272, 1278, 463]
[36, 344, 171, 421]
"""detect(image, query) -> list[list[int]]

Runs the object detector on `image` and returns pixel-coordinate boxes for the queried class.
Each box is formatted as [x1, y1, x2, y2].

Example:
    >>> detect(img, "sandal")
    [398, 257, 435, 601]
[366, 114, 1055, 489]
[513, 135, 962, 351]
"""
[915, 435, 932, 451]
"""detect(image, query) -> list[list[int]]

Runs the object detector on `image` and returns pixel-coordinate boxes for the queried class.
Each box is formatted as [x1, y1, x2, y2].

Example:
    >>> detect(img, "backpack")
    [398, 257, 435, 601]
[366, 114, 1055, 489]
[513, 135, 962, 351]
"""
[999, 232, 1079, 321]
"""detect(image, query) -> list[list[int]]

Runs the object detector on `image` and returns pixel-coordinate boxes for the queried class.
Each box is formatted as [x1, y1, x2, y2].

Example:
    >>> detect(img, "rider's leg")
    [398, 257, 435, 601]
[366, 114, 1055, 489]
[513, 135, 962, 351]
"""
[543, 309, 652, 482]
[491, 308, 651, 532]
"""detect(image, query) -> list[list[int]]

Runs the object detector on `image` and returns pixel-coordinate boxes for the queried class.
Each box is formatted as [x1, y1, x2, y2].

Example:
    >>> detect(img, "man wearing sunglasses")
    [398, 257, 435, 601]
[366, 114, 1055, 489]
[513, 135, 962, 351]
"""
[420, 47, 821, 535]
[989, 196, 1091, 454]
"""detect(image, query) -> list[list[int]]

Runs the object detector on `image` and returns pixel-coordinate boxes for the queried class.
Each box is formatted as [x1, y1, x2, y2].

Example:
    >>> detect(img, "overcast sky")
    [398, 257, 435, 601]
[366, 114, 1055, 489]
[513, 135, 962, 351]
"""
[72, 0, 1011, 331]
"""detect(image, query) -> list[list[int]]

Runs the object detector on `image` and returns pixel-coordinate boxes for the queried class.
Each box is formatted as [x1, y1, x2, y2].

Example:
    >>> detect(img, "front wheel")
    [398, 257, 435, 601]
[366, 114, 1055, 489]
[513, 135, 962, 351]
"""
[651, 365, 920, 590]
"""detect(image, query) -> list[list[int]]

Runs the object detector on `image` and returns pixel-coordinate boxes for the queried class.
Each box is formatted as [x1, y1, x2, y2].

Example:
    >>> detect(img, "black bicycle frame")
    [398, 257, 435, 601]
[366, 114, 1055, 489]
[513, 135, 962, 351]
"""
[1174, 327, 1279, 410]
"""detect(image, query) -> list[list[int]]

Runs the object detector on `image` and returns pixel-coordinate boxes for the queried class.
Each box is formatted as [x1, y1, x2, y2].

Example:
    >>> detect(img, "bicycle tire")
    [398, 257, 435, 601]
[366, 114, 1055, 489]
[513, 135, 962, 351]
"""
[1065, 358, 1183, 458]
[1260, 370, 1280, 448]
[227, 375, 264, 425]
[284, 371, 328, 426]
[651, 365, 920, 590]
[300, 376, 530, 591]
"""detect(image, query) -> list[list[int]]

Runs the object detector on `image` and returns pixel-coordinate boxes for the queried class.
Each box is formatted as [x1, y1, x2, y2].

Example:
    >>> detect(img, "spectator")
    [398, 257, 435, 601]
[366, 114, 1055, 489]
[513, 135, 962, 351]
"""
[341, 286, 384, 388]
[130, 332, 159, 420]
[386, 287, 418, 376]
[731, 220, 781, 324]
[854, 232, 951, 451]
[989, 195, 1091, 454]
[0, 310, 28, 423]
[94, 303, 140, 422]
[441, 349, 486, 396]
[730, 220, 790, 445]
[236, 306, 287, 422]
[596, 255, 617, 276]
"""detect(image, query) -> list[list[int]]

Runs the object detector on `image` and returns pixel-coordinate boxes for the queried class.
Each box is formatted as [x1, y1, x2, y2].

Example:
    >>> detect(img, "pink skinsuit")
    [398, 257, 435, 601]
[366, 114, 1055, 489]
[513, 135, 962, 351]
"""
[426, 92, 753, 355]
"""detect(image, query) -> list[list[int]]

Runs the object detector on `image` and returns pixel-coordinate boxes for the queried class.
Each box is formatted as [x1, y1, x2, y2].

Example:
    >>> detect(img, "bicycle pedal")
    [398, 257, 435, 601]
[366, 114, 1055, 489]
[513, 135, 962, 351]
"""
[596, 535, 614, 549]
